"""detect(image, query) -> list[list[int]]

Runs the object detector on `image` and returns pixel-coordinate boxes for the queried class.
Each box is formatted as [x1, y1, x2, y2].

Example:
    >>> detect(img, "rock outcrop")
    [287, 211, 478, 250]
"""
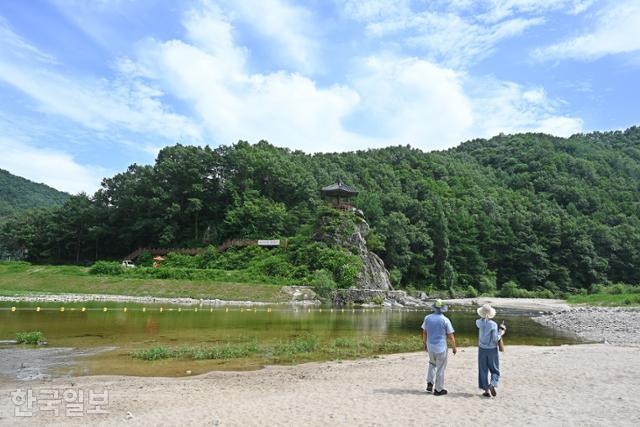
[314, 209, 393, 291]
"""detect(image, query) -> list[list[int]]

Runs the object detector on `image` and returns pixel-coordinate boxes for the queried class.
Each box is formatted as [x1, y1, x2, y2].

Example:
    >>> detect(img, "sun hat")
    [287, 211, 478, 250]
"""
[432, 299, 448, 313]
[477, 303, 496, 319]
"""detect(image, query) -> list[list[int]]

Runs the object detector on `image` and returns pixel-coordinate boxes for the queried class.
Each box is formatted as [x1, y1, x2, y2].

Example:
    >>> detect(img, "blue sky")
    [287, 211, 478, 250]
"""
[0, 0, 639, 194]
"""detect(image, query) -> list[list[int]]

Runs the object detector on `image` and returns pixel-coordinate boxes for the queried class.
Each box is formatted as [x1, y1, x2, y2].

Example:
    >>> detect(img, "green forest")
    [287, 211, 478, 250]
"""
[0, 168, 69, 217]
[2, 126, 640, 296]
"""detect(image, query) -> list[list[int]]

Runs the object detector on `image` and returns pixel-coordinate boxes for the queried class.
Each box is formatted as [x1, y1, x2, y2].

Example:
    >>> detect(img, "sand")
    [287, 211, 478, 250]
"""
[1, 344, 639, 426]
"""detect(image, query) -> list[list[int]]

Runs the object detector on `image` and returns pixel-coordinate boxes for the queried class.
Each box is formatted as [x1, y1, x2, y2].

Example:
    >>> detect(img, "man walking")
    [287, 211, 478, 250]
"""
[421, 299, 457, 396]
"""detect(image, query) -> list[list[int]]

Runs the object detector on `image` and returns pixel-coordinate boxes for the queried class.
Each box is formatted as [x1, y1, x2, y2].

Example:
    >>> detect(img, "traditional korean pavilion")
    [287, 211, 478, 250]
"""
[321, 181, 358, 209]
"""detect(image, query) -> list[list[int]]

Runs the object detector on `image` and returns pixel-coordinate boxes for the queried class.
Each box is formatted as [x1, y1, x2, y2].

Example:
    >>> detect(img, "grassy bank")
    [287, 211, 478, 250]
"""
[566, 283, 640, 306]
[0, 262, 290, 302]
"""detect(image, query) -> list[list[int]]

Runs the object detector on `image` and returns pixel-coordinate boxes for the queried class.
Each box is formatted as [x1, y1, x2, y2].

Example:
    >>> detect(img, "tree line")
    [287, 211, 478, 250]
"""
[2, 126, 639, 294]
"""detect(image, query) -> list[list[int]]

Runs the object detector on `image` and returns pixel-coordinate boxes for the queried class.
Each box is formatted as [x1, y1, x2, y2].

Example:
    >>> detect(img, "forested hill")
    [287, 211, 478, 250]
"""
[2, 126, 639, 293]
[0, 169, 69, 217]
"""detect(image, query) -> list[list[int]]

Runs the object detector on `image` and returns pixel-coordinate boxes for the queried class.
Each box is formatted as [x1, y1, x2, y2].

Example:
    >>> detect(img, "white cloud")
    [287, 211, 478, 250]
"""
[123, 2, 583, 153]
[223, 0, 318, 72]
[337, 0, 594, 67]
[0, 19, 202, 144]
[0, 138, 107, 194]
[349, 56, 474, 147]
[533, 1, 640, 61]
[0, 17, 58, 64]
[132, 3, 367, 152]
[470, 81, 583, 137]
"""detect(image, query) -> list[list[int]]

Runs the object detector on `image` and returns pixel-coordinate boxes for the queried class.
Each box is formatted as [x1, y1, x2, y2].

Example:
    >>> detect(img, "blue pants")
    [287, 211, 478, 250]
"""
[478, 347, 500, 390]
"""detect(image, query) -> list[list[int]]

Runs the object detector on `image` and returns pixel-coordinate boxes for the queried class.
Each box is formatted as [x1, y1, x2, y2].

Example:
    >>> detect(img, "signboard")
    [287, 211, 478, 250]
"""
[257, 240, 280, 247]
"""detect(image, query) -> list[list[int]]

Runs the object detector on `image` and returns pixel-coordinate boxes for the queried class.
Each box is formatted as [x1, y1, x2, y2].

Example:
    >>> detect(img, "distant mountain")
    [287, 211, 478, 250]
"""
[0, 169, 70, 217]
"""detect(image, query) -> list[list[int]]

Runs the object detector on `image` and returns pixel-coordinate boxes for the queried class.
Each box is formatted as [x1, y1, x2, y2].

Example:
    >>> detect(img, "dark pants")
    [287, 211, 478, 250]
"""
[478, 347, 500, 390]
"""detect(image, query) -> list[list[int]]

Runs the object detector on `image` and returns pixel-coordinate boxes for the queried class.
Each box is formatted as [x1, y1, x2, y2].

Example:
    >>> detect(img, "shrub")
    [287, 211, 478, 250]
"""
[162, 253, 200, 268]
[89, 261, 123, 275]
[466, 285, 479, 298]
[478, 272, 497, 294]
[499, 281, 521, 298]
[16, 331, 44, 344]
[533, 288, 556, 299]
[310, 269, 337, 301]
[607, 283, 627, 295]
[372, 295, 385, 305]
[389, 268, 402, 287]
[136, 251, 154, 267]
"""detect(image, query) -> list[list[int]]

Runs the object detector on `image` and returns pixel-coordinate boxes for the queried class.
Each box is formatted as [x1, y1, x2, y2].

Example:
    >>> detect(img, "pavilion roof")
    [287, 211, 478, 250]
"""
[321, 181, 358, 196]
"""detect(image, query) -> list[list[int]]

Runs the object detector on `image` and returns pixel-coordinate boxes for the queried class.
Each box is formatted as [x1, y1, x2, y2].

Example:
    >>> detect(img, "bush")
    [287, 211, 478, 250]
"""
[478, 272, 497, 294]
[533, 288, 556, 299]
[162, 253, 200, 268]
[389, 268, 402, 287]
[310, 269, 337, 301]
[89, 261, 123, 275]
[136, 251, 154, 267]
[16, 331, 44, 344]
[372, 295, 385, 305]
[499, 281, 522, 298]
[466, 285, 479, 298]
[607, 283, 627, 295]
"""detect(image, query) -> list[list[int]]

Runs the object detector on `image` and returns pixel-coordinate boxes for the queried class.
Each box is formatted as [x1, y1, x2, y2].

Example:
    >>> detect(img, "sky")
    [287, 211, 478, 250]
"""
[0, 0, 639, 194]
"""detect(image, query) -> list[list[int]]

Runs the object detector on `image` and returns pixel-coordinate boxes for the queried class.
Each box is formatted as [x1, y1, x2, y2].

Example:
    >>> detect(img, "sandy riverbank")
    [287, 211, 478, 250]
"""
[1, 344, 638, 426]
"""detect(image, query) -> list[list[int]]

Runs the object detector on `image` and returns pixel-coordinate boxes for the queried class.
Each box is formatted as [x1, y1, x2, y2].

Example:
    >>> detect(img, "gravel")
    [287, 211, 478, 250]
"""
[534, 306, 640, 346]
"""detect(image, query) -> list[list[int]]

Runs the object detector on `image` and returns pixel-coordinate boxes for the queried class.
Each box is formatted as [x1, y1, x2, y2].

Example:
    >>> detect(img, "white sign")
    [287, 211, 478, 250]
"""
[257, 240, 280, 246]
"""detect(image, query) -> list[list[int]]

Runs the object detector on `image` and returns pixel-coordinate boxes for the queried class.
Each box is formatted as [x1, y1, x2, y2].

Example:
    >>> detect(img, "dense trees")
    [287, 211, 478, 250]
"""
[0, 169, 69, 217]
[2, 126, 640, 293]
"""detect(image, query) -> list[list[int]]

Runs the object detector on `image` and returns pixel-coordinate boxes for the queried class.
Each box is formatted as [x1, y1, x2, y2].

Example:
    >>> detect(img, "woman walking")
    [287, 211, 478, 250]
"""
[476, 303, 506, 397]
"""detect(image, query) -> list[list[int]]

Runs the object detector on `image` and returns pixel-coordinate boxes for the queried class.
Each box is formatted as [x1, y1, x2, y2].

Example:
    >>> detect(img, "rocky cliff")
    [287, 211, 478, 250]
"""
[313, 209, 393, 291]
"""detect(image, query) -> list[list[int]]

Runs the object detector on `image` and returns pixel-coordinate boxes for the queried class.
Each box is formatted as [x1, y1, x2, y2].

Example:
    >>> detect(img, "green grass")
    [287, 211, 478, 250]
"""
[567, 283, 640, 306]
[15, 331, 44, 344]
[0, 261, 290, 303]
[130, 335, 423, 364]
[567, 293, 640, 306]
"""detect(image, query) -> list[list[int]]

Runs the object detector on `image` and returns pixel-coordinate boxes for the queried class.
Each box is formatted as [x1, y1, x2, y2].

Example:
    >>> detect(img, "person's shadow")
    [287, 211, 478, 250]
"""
[373, 389, 477, 398]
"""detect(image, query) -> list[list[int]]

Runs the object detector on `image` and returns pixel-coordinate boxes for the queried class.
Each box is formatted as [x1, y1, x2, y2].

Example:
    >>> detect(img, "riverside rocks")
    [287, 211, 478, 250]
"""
[0, 289, 320, 307]
[534, 307, 640, 346]
[332, 289, 429, 307]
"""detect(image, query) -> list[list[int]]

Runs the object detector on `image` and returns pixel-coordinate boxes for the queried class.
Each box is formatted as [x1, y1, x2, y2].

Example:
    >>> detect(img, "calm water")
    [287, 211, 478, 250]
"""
[0, 302, 576, 377]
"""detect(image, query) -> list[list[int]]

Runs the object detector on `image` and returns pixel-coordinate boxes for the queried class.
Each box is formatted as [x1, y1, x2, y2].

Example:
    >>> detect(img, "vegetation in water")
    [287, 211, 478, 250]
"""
[3, 128, 640, 298]
[131, 335, 422, 363]
[15, 331, 44, 344]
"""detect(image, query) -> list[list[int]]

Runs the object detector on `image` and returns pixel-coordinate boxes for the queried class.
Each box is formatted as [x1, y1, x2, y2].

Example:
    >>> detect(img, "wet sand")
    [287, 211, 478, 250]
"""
[1, 344, 638, 426]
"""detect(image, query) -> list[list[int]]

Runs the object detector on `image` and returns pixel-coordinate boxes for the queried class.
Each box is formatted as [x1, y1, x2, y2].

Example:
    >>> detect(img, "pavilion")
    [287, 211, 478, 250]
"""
[321, 181, 358, 210]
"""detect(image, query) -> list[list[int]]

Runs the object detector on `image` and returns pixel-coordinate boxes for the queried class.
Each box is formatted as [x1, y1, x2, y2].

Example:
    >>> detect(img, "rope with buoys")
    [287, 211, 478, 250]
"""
[1, 306, 411, 313]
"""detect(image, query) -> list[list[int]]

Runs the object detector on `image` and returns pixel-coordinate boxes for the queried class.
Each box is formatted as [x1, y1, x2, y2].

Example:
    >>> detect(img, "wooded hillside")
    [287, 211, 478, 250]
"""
[2, 126, 639, 294]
